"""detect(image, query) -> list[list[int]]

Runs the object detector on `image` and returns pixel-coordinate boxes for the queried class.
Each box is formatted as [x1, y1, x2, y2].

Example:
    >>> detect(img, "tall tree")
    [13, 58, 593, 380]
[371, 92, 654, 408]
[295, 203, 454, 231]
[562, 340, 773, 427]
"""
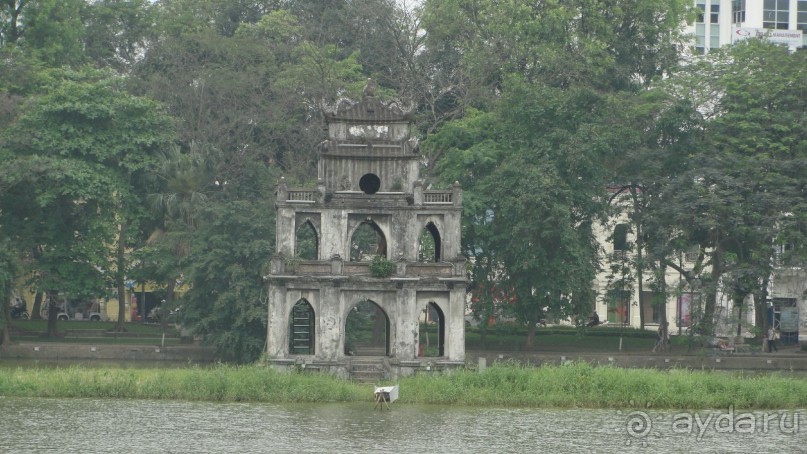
[427, 0, 691, 348]
[0, 238, 21, 346]
[0, 67, 175, 334]
[17, 0, 86, 67]
[0, 0, 27, 47]
[82, 0, 156, 72]
[640, 41, 807, 336]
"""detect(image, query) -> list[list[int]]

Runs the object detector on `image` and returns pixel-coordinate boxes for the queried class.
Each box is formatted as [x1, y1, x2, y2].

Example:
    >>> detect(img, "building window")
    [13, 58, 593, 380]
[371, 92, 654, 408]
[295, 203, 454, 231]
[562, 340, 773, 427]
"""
[733, 0, 747, 23]
[641, 292, 663, 324]
[607, 290, 630, 325]
[798, 0, 807, 31]
[613, 223, 629, 254]
[697, 2, 706, 23]
[695, 23, 706, 54]
[764, 0, 790, 30]
[710, 24, 721, 47]
[710, 0, 720, 23]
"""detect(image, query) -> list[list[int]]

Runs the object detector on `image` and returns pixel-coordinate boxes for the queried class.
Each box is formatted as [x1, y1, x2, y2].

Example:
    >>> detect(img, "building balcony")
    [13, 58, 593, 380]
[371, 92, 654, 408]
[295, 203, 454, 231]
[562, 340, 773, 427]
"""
[276, 178, 463, 209]
[265, 254, 467, 281]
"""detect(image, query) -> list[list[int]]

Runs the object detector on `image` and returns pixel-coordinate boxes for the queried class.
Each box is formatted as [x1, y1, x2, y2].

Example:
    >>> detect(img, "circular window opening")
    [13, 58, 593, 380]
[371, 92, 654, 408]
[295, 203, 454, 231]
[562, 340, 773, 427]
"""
[359, 173, 381, 195]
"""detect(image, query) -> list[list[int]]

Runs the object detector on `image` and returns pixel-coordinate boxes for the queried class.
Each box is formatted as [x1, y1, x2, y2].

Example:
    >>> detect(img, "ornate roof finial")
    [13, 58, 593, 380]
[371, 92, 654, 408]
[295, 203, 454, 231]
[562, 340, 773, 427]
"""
[363, 78, 376, 100]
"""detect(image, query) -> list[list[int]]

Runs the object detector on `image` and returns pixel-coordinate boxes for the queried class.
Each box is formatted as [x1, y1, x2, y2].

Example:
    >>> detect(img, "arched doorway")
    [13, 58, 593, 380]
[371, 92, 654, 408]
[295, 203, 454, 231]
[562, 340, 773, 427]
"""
[350, 221, 387, 261]
[289, 300, 315, 355]
[419, 302, 445, 357]
[295, 220, 318, 260]
[418, 222, 441, 262]
[345, 299, 390, 356]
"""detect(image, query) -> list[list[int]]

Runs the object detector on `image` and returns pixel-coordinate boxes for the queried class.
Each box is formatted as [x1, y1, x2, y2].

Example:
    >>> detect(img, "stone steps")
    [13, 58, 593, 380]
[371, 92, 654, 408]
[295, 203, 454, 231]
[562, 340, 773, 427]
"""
[349, 356, 386, 383]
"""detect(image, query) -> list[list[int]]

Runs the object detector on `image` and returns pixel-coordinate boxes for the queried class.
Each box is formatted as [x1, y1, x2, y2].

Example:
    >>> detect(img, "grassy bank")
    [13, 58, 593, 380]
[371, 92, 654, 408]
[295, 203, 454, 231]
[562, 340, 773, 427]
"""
[2, 362, 806, 409]
[0, 364, 365, 402]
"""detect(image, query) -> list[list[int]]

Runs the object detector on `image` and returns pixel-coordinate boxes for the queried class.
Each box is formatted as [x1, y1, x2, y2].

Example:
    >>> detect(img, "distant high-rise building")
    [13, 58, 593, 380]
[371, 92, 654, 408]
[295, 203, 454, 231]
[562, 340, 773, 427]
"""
[689, 0, 805, 53]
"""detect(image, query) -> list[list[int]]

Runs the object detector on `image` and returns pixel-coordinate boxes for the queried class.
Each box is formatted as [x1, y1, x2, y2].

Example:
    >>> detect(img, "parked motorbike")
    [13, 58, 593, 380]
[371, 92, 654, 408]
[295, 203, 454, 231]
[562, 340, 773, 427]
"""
[10, 299, 29, 320]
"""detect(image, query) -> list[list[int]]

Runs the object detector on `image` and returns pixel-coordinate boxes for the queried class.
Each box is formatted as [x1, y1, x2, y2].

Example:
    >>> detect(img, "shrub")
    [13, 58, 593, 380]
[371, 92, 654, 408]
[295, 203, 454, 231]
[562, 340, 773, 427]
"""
[369, 255, 395, 277]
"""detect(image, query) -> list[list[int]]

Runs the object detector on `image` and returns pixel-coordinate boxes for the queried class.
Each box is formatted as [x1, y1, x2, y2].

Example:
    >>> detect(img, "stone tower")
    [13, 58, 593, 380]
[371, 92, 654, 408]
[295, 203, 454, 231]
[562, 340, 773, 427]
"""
[265, 82, 466, 378]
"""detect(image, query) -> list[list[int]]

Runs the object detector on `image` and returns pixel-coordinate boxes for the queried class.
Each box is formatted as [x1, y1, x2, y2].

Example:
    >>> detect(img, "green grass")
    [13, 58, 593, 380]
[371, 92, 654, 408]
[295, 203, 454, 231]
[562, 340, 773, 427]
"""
[2, 362, 806, 409]
[397, 362, 807, 409]
[0, 364, 366, 402]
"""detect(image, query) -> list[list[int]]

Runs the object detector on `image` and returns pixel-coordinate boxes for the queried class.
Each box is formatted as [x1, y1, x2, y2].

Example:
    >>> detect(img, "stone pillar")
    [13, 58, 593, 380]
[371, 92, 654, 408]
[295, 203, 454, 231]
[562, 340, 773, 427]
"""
[396, 254, 407, 276]
[446, 285, 466, 361]
[318, 284, 342, 361]
[277, 177, 288, 201]
[413, 180, 423, 206]
[395, 284, 418, 360]
[266, 283, 288, 358]
[317, 178, 325, 203]
[452, 180, 462, 207]
[330, 254, 343, 275]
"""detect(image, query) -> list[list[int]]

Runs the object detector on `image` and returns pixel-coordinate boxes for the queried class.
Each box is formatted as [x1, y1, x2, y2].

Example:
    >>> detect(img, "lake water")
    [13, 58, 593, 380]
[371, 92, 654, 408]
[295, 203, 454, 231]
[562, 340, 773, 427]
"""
[0, 397, 803, 453]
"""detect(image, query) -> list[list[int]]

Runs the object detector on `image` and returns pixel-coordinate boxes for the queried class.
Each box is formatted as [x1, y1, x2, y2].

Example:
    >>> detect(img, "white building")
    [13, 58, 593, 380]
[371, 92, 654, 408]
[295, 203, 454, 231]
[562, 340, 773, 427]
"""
[689, 0, 805, 53]
[592, 188, 804, 343]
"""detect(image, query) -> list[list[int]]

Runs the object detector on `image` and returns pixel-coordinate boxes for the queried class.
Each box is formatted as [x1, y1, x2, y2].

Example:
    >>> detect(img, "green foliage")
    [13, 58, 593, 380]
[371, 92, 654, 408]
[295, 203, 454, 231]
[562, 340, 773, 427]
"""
[294, 222, 318, 260]
[368, 255, 395, 278]
[0, 67, 175, 305]
[179, 190, 275, 362]
[634, 40, 807, 331]
[82, 0, 156, 71]
[18, 0, 86, 67]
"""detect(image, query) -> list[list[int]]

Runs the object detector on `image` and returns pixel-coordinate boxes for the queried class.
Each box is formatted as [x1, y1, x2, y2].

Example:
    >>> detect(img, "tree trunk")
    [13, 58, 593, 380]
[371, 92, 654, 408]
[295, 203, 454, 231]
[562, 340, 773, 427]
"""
[479, 319, 488, 348]
[1, 291, 11, 347]
[755, 274, 770, 342]
[701, 250, 721, 335]
[30, 247, 44, 320]
[115, 220, 128, 332]
[524, 320, 536, 351]
[46, 293, 58, 338]
[631, 188, 645, 330]
[160, 278, 176, 332]
[659, 262, 669, 351]
[31, 291, 44, 320]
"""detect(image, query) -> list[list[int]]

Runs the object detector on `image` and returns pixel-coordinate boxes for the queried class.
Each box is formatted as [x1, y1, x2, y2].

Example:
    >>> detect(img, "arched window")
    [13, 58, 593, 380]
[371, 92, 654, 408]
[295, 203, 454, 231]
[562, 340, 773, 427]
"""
[418, 222, 441, 262]
[419, 302, 445, 357]
[345, 299, 390, 356]
[295, 220, 318, 260]
[350, 221, 387, 261]
[289, 300, 315, 355]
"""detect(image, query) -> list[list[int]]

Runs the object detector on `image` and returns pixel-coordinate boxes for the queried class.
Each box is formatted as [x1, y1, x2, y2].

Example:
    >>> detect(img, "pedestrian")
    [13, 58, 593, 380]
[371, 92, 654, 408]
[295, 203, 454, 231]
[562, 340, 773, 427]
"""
[653, 322, 669, 353]
[767, 326, 778, 353]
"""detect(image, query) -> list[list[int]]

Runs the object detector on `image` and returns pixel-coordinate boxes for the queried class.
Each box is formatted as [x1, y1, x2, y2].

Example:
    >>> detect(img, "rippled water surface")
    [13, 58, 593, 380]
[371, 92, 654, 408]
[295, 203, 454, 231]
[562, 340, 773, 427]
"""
[0, 397, 803, 453]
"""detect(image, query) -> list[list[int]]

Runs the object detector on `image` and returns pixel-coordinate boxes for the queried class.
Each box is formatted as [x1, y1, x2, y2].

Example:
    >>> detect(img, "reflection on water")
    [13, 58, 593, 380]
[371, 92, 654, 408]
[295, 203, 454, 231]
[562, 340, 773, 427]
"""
[0, 397, 803, 453]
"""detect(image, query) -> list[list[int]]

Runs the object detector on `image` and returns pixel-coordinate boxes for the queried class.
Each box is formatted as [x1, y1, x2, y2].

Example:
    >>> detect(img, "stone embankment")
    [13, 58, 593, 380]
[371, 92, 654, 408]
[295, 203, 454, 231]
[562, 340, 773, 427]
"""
[467, 347, 807, 372]
[0, 342, 216, 363]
